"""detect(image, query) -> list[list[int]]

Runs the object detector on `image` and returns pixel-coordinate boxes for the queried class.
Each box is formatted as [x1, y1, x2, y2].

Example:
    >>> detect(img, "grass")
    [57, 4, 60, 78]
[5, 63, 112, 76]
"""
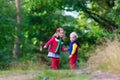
[88, 39, 120, 72]
[0, 69, 90, 80]
[61, 74, 90, 80]
[36, 70, 90, 80]
[0, 69, 37, 77]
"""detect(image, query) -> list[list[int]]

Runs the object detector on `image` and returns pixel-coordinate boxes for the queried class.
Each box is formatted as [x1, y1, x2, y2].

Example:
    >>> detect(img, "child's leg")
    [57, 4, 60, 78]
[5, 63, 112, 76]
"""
[56, 58, 60, 69]
[51, 58, 60, 70]
[69, 59, 75, 69]
[70, 63, 75, 69]
[51, 58, 57, 69]
[69, 55, 78, 70]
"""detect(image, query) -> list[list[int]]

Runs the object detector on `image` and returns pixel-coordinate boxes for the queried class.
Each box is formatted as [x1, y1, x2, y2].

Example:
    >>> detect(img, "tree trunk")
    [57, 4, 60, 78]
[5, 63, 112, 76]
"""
[13, 0, 21, 59]
[40, 40, 43, 52]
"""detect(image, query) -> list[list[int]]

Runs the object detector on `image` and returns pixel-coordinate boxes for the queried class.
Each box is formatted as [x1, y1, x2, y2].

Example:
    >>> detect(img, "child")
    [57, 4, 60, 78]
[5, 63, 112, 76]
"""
[68, 32, 79, 70]
[44, 28, 66, 70]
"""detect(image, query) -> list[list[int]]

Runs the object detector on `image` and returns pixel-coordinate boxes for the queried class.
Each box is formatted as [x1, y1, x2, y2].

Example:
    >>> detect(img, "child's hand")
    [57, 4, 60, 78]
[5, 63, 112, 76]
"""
[62, 48, 68, 52]
[43, 45, 47, 48]
[65, 48, 68, 52]
[69, 55, 72, 58]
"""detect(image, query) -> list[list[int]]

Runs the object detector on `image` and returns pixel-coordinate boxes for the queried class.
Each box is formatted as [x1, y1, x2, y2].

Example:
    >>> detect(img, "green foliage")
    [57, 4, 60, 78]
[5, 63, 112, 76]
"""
[0, 54, 12, 69]
[62, 0, 119, 31]
[36, 70, 90, 80]
[0, 0, 120, 70]
[60, 52, 69, 69]
[0, 0, 15, 69]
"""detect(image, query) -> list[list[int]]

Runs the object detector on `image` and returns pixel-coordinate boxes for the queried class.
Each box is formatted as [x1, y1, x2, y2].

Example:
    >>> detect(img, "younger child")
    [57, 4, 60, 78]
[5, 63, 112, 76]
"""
[44, 28, 66, 70]
[68, 32, 79, 69]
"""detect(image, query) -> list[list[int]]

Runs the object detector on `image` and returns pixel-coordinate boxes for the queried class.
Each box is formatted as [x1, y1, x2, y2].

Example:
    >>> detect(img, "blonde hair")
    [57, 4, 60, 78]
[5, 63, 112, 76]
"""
[53, 27, 65, 39]
[70, 32, 78, 39]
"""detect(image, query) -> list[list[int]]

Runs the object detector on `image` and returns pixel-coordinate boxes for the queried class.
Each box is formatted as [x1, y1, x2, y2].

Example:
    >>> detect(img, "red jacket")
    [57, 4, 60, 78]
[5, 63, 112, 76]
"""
[45, 36, 66, 53]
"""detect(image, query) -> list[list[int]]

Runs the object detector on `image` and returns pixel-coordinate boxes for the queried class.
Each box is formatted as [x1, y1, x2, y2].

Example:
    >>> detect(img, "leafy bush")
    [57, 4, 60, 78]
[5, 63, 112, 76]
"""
[60, 52, 69, 69]
[0, 54, 12, 69]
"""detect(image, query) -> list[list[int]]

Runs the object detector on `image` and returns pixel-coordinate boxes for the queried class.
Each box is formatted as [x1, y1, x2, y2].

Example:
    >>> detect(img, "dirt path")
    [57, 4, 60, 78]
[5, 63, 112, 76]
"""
[91, 71, 120, 80]
[74, 70, 120, 80]
[0, 73, 36, 80]
[0, 70, 120, 80]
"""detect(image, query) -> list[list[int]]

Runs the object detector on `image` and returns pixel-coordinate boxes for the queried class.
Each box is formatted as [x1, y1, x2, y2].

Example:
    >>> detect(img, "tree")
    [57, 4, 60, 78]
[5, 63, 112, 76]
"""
[62, 0, 119, 32]
[13, 0, 21, 59]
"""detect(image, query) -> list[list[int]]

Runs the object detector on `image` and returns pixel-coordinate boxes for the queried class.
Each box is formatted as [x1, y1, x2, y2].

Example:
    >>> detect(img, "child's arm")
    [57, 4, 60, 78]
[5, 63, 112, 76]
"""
[69, 43, 78, 58]
[61, 45, 67, 52]
[44, 36, 55, 48]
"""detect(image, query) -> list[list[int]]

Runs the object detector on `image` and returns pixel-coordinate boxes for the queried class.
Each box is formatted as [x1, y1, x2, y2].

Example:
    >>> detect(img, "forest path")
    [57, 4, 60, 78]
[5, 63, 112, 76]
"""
[0, 70, 120, 80]
[75, 69, 120, 80]
[0, 71, 36, 80]
[91, 70, 120, 80]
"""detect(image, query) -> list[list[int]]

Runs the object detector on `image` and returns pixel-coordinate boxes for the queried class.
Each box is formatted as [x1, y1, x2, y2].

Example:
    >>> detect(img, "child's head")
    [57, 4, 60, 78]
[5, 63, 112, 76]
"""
[70, 32, 78, 42]
[55, 28, 65, 38]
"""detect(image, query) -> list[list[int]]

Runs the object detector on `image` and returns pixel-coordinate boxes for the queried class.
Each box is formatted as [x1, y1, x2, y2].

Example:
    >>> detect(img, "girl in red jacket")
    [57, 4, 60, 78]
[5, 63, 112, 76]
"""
[44, 28, 66, 70]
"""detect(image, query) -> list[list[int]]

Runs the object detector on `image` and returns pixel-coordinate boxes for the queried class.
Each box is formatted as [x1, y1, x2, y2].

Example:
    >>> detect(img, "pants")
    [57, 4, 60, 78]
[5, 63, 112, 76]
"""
[69, 54, 78, 69]
[51, 58, 60, 70]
